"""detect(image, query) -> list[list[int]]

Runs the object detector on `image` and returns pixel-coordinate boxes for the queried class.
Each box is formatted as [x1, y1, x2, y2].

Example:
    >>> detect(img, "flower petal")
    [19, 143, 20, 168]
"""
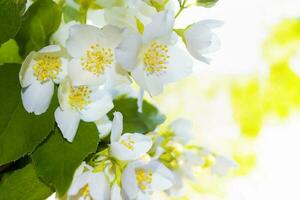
[19, 51, 36, 88]
[122, 163, 139, 199]
[89, 172, 110, 200]
[110, 111, 123, 142]
[116, 30, 142, 71]
[110, 133, 152, 161]
[21, 81, 54, 115]
[95, 115, 112, 139]
[68, 58, 106, 86]
[68, 172, 90, 196]
[111, 182, 122, 200]
[66, 24, 102, 58]
[80, 94, 113, 122]
[143, 11, 174, 43]
[55, 107, 80, 142]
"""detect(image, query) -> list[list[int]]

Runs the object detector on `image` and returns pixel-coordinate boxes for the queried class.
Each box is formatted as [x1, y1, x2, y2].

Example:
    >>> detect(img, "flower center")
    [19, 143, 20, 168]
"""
[81, 44, 113, 76]
[32, 55, 62, 82]
[82, 185, 90, 198]
[143, 42, 169, 75]
[120, 136, 135, 150]
[68, 86, 91, 110]
[135, 168, 153, 191]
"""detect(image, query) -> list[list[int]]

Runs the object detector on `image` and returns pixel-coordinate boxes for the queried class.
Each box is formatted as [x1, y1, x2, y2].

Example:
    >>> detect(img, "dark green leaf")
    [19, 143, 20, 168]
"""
[16, 0, 62, 56]
[0, 164, 53, 200]
[196, 0, 219, 8]
[108, 96, 165, 133]
[0, 64, 57, 165]
[31, 123, 99, 197]
[0, 39, 22, 64]
[0, 0, 22, 45]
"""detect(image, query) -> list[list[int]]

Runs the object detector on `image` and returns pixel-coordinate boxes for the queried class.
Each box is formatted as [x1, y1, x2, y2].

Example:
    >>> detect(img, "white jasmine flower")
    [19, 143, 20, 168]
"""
[116, 11, 193, 96]
[110, 112, 153, 161]
[55, 78, 113, 142]
[122, 160, 174, 200]
[68, 162, 110, 200]
[169, 118, 193, 144]
[184, 20, 223, 63]
[211, 155, 237, 176]
[19, 45, 68, 115]
[66, 24, 123, 86]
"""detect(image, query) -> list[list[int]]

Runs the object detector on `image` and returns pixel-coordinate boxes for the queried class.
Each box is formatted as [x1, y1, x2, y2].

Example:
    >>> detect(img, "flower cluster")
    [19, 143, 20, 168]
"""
[68, 113, 236, 199]
[18, 0, 230, 199]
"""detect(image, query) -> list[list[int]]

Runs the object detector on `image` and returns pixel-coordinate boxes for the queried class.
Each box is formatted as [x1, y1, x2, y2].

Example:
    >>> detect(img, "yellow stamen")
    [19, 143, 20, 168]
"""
[120, 136, 135, 150]
[81, 44, 113, 76]
[82, 185, 89, 197]
[68, 86, 91, 110]
[135, 168, 153, 191]
[32, 55, 62, 82]
[143, 41, 169, 75]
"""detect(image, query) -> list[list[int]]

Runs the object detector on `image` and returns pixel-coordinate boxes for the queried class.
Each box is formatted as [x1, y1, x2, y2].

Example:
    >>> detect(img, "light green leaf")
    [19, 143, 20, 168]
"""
[0, 0, 22, 45]
[0, 64, 57, 165]
[196, 0, 219, 8]
[31, 123, 99, 197]
[108, 96, 166, 134]
[0, 164, 53, 200]
[0, 39, 22, 64]
[63, 5, 80, 23]
[16, 0, 62, 56]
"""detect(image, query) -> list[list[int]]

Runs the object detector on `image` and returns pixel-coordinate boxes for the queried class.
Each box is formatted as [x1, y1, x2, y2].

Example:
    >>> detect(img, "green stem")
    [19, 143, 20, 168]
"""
[175, 0, 187, 18]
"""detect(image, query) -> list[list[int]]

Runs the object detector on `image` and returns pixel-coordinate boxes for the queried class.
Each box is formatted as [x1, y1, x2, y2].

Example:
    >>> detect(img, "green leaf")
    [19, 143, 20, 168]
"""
[0, 0, 22, 45]
[63, 5, 80, 23]
[0, 64, 57, 165]
[108, 96, 166, 133]
[16, 0, 62, 56]
[0, 164, 53, 200]
[0, 39, 22, 64]
[196, 0, 219, 8]
[31, 123, 99, 197]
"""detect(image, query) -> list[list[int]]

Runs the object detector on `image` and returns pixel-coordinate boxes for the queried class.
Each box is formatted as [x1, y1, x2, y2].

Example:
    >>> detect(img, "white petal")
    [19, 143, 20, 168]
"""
[136, 192, 150, 200]
[137, 88, 144, 113]
[87, 10, 106, 29]
[169, 119, 192, 144]
[159, 46, 193, 84]
[19, 51, 36, 87]
[89, 172, 110, 200]
[68, 58, 106, 86]
[51, 21, 79, 46]
[211, 156, 237, 176]
[122, 163, 139, 199]
[99, 25, 122, 47]
[143, 11, 174, 43]
[80, 94, 113, 122]
[111, 182, 122, 200]
[66, 24, 102, 58]
[110, 112, 123, 142]
[21, 81, 54, 115]
[115, 30, 142, 71]
[39, 44, 61, 53]
[95, 115, 112, 139]
[55, 107, 81, 142]
[131, 65, 164, 96]
[148, 161, 174, 191]
[110, 133, 152, 161]
[53, 57, 68, 84]
[68, 172, 90, 196]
